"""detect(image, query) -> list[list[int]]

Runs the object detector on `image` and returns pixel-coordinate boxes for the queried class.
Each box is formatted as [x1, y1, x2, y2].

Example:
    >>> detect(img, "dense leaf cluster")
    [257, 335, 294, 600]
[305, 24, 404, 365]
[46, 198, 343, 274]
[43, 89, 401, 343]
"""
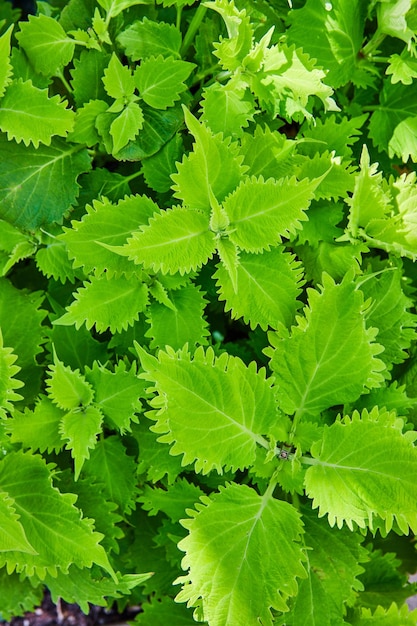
[0, 0, 417, 624]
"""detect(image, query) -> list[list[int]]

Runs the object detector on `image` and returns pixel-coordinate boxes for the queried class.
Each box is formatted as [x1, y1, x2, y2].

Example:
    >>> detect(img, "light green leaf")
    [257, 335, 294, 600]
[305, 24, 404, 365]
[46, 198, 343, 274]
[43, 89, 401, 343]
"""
[83, 436, 139, 514]
[386, 52, 417, 85]
[123, 206, 216, 275]
[305, 408, 417, 532]
[135, 596, 198, 625]
[300, 114, 368, 160]
[60, 405, 104, 480]
[0, 25, 13, 99]
[134, 55, 195, 109]
[110, 101, 144, 154]
[145, 283, 210, 350]
[0, 492, 36, 554]
[134, 420, 184, 484]
[84, 360, 144, 433]
[214, 247, 304, 331]
[118, 17, 182, 61]
[351, 603, 417, 625]
[0, 450, 115, 579]
[46, 350, 94, 410]
[216, 237, 239, 294]
[0, 136, 91, 230]
[67, 99, 108, 147]
[97, 0, 152, 19]
[0, 329, 23, 418]
[16, 14, 75, 77]
[54, 274, 149, 333]
[0, 79, 74, 148]
[241, 125, 298, 180]
[0, 568, 42, 622]
[176, 482, 306, 625]
[6, 395, 65, 454]
[200, 81, 255, 138]
[172, 108, 247, 211]
[224, 176, 316, 252]
[388, 115, 417, 162]
[102, 52, 135, 100]
[377, 0, 415, 44]
[266, 273, 385, 418]
[137, 345, 278, 474]
[206, 0, 253, 71]
[61, 194, 158, 276]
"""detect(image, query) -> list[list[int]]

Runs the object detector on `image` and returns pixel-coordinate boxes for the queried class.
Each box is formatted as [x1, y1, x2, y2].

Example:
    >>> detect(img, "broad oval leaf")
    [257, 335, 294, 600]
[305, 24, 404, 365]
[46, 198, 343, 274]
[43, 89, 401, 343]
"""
[60, 405, 104, 480]
[0, 450, 114, 579]
[123, 206, 216, 275]
[16, 14, 75, 77]
[225, 175, 316, 252]
[0, 25, 13, 98]
[0, 136, 91, 230]
[0, 79, 74, 148]
[304, 408, 417, 532]
[266, 273, 385, 418]
[118, 18, 182, 61]
[214, 246, 304, 330]
[54, 274, 149, 333]
[176, 482, 306, 625]
[46, 351, 94, 410]
[134, 55, 195, 109]
[137, 345, 279, 474]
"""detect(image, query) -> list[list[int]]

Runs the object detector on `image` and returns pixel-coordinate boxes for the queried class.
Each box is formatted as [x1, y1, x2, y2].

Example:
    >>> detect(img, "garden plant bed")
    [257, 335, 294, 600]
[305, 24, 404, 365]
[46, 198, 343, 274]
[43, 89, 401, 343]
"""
[1, 0, 417, 625]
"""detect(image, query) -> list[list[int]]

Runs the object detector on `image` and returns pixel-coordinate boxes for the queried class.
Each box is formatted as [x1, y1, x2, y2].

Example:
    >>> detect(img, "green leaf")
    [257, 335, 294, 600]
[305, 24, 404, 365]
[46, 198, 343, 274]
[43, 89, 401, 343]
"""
[0, 568, 43, 622]
[200, 81, 255, 138]
[16, 14, 75, 77]
[136, 596, 199, 625]
[0, 492, 36, 554]
[0, 136, 91, 230]
[241, 125, 298, 180]
[386, 52, 417, 85]
[46, 350, 94, 410]
[304, 408, 417, 533]
[299, 114, 368, 160]
[206, 0, 253, 71]
[224, 176, 316, 252]
[287, 0, 366, 88]
[0, 329, 23, 418]
[134, 55, 195, 109]
[83, 436, 138, 514]
[102, 52, 135, 100]
[70, 49, 111, 107]
[84, 361, 144, 433]
[139, 477, 204, 522]
[67, 99, 108, 147]
[388, 115, 417, 162]
[110, 101, 144, 154]
[360, 268, 417, 369]
[0, 450, 115, 578]
[266, 273, 385, 418]
[369, 80, 417, 152]
[214, 247, 304, 331]
[54, 274, 149, 333]
[145, 283, 210, 350]
[171, 108, 247, 211]
[0, 278, 47, 402]
[134, 420, 183, 484]
[0, 25, 13, 99]
[176, 482, 306, 624]
[6, 395, 65, 454]
[60, 405, 104, 480]
[351, 603, 417, 625]
[118, 17, 182, 61]
[138, 345, 278, 473]
[0, 79, 74, 147]
[97, 0, 152, 19]
[289, 507, 367, 625]
[141, 134, 183, 193]
[123, 206, 216, 275]
[61, 194, 158, 276]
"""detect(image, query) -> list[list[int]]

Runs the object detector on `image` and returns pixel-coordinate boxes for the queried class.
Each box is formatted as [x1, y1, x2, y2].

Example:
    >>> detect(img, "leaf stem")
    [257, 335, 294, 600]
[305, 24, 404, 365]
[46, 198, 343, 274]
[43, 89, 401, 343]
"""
[361, 30, 387, 57]
[55, 69, 73, 96]
[180, 4, 208, 57]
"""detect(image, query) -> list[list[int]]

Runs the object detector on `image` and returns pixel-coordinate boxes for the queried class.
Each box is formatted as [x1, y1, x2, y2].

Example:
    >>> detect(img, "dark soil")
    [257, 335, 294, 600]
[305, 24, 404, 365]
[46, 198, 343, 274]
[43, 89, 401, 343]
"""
[0, 590, 141, 626]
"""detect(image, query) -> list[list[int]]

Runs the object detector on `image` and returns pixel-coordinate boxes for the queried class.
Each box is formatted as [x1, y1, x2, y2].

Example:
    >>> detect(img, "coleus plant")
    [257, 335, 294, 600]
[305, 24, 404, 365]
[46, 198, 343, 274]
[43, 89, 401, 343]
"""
[0, 0, 417, 624]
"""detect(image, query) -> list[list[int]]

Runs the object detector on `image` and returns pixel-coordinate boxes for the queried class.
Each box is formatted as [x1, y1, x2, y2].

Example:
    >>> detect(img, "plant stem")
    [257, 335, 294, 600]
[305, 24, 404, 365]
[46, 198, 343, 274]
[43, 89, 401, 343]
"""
[180, 4, 208, 57]
[362, 30, 387, 57]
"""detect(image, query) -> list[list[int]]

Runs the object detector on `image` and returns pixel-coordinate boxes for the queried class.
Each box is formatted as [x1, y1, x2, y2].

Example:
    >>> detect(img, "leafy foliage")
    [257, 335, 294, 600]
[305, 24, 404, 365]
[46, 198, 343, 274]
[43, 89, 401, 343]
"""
[1, 0, 417, 624]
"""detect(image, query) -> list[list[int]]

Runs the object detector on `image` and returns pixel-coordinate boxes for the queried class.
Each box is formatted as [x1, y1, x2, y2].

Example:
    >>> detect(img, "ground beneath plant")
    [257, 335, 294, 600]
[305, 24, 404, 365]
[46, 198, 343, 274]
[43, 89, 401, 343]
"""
[0, 590, 141, 626]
